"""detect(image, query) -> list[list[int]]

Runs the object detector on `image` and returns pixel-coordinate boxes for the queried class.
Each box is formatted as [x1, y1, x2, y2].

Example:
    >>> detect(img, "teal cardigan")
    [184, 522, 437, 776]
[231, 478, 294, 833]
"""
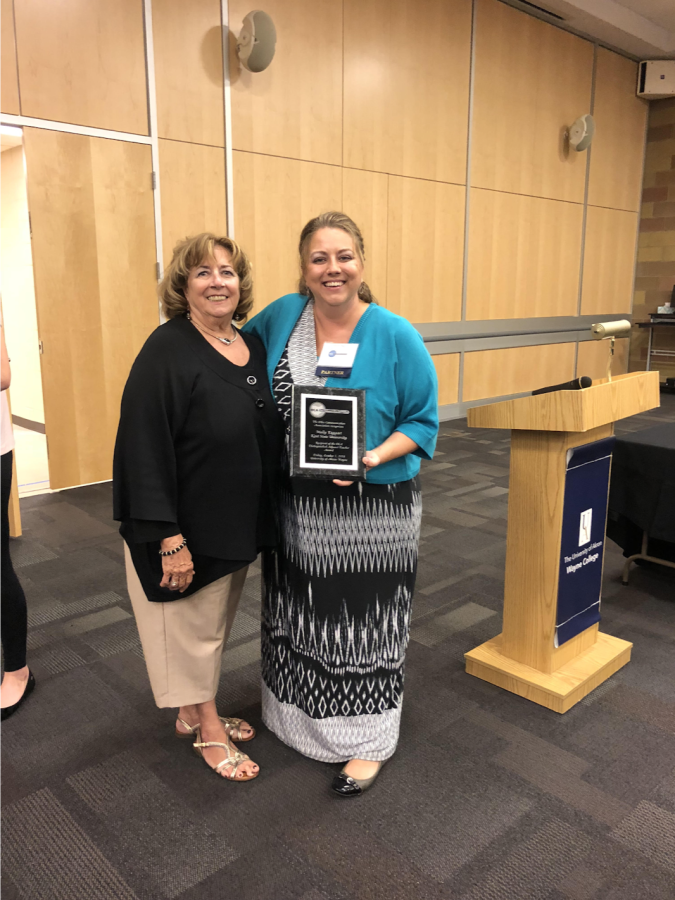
[242, 294, 438, 484]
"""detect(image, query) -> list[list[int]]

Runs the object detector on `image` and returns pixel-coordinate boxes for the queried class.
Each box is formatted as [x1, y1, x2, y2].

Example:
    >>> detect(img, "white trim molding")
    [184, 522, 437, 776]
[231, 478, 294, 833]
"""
[142, 0, 165, 313]
[0, 113, 152, 145]
[221, 0, 236, 237]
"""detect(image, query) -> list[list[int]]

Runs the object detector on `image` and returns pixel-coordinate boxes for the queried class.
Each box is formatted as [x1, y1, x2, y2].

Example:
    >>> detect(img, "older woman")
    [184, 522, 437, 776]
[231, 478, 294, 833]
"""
[113, 233, 282, 781]
[244, 211, 438, 795]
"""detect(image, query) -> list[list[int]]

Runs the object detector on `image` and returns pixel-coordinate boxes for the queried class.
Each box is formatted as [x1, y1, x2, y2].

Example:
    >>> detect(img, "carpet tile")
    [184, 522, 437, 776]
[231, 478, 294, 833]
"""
[2, 395, 674, 899]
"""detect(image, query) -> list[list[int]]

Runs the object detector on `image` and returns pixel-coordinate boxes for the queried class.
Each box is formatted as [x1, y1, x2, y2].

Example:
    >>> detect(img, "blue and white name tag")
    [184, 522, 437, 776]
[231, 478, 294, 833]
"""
[315, 343, 359, 378]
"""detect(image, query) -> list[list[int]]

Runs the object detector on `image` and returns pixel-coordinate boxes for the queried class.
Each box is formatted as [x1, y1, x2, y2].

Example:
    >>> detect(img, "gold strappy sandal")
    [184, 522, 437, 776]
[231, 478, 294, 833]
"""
[220, 717, 256, 742]
[175, 716, 256, 742]
[192, 727, 259, 781]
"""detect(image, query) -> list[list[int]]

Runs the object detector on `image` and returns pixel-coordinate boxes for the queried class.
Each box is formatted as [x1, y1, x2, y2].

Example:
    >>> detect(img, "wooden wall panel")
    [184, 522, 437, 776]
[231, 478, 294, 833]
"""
[344, 0, 471, 184]
[229, 0, 342, 166]
[14, 0, 148, 134]
[23, 128, 157, 490]
[463, 343, 576, 402]
[387, 176, 464, 323]
[1, 0, 20, 114]
[472, 0, 592, 203]
[466, 189, 583, 320]
[153, 0, 224, 146]
[233, 152, 343, 312]
[342, 168, 388, 306]
[158, 139, 227, 266]
[580, 206, 638, 315]
[576, 338, 628, 381]
[587, 49, 648, 212]
[433, 354, 460, 406]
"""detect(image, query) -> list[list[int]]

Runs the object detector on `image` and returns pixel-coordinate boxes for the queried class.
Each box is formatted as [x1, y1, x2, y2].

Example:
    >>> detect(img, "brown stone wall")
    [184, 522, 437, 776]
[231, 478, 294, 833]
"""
[631, 98, 675, 380]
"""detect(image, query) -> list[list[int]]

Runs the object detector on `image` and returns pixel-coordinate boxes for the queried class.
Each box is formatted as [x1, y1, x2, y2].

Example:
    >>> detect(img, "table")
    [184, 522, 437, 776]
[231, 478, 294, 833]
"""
[607, 422, 675, 583]
[637, 319, 675, 372]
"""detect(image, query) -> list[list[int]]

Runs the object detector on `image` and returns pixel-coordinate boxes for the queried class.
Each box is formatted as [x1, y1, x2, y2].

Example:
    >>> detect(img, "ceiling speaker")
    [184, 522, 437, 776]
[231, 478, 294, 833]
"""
[237, 10, 277, 73]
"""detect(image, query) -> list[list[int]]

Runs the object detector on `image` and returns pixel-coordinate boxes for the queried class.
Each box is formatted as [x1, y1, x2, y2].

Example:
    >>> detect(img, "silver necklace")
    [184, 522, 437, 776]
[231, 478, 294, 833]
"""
[187, 311, 239, 345]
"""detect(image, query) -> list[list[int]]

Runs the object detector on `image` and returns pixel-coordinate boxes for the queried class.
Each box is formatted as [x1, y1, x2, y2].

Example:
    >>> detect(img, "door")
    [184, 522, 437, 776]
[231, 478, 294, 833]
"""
[23, 127, 158, 490]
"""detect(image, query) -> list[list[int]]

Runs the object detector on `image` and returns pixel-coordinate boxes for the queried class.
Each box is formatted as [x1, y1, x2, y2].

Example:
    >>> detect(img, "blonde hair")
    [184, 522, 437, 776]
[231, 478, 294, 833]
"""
[298, 211, 376, 304]
[159, 233, 254, 321]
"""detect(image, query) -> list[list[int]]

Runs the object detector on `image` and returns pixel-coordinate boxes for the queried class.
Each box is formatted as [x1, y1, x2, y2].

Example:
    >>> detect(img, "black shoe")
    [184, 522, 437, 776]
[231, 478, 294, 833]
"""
[331, 761, 385, 797]
[1, 671, 35, 721]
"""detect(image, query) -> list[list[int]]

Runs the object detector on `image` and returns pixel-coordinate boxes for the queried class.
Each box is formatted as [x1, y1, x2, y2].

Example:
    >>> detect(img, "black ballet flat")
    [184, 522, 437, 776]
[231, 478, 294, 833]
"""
[1, 671, 35, 721]
[331, 761, 385, 797]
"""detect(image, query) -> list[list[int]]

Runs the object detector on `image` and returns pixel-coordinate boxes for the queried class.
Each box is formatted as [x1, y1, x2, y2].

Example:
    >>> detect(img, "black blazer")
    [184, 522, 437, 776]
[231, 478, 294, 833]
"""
[113, 316, 283, 580]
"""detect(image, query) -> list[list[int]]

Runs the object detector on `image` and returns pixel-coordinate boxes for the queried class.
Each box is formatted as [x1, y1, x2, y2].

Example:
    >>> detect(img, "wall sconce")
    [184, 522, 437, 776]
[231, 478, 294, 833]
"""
[237, 10, 276, 72]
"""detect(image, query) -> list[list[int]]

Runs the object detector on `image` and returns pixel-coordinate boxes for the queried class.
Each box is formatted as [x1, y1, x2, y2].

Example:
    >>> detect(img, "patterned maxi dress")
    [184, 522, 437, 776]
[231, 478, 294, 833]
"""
[261, 301, 422, 762]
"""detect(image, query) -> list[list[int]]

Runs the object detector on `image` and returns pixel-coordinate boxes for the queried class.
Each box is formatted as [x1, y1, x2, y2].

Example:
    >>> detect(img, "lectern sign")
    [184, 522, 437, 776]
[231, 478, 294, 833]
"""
[555, 437, 616, 647]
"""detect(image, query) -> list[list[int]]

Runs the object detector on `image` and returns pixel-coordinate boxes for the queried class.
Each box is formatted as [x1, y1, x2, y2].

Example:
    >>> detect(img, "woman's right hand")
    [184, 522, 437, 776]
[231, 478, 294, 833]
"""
[159, 536, 195, 593]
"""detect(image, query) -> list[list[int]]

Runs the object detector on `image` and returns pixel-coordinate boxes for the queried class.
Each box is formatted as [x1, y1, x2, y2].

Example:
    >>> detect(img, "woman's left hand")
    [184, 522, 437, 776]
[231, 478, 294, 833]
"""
[159, 540, 195, 593]
[333, 450, 381, 487]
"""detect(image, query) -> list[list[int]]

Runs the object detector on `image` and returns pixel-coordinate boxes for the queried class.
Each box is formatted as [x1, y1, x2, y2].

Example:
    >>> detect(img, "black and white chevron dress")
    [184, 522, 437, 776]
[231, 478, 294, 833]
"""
[261, 301, 422, 762]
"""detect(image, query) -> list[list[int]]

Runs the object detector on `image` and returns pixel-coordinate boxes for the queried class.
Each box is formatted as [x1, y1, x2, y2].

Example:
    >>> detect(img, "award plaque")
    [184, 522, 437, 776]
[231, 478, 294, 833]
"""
[290, 385, 366, 480]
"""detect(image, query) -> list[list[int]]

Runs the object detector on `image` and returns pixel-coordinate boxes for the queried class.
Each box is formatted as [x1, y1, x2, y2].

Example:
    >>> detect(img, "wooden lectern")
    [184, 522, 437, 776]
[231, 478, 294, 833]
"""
[464, 372, 660, 713]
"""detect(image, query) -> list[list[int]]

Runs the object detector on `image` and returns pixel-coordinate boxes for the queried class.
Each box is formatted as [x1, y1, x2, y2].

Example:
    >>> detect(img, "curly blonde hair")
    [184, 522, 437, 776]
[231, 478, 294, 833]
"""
[298, 211, 376, 304]
[159, 233, 254, 321]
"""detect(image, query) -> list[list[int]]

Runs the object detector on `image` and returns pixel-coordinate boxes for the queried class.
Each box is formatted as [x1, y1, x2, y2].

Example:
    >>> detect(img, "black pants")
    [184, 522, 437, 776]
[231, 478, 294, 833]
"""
[1, 450, 27, 672]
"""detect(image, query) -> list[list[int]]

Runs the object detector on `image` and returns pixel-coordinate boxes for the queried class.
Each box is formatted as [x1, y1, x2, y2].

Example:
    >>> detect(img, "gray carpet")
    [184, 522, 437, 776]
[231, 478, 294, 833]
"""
[2, 394, 674, 900]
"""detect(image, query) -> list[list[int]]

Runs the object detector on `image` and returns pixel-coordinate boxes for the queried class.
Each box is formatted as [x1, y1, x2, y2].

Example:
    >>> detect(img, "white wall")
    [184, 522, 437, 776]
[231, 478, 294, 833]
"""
[1, 142, 44, 425]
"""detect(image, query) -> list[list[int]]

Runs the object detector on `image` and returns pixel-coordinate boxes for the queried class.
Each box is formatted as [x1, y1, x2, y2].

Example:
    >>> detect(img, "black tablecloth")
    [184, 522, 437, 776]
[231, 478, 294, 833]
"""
[607, 422, 675, 562]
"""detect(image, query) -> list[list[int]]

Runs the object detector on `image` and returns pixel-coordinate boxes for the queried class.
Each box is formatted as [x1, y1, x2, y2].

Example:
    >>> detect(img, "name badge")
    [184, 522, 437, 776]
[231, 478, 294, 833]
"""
[315, 343, 359, 378]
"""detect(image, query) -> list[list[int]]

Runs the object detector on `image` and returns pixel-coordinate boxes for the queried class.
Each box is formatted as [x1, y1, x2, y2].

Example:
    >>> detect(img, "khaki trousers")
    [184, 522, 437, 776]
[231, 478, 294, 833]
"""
[124, 544, 248, 708]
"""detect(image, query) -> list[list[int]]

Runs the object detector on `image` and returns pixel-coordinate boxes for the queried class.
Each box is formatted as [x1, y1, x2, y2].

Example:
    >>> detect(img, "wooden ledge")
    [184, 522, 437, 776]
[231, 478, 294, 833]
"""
[467, 371, 660, 433]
